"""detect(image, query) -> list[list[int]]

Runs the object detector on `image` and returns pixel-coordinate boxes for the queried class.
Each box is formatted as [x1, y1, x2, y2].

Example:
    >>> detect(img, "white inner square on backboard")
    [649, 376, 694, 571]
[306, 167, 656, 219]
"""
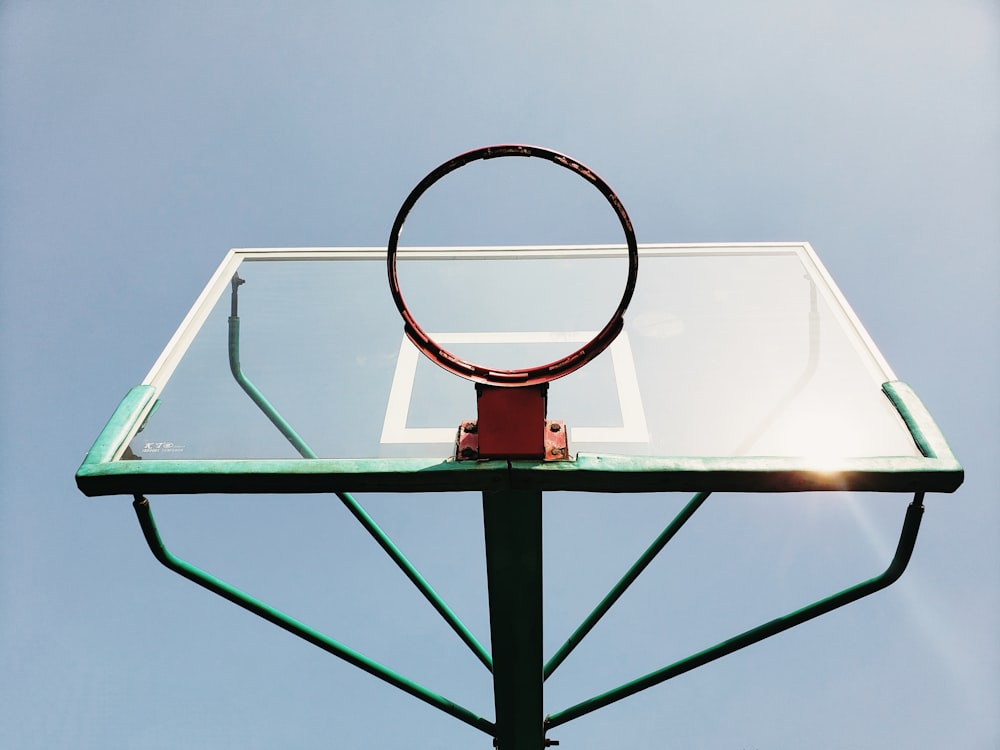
[380, 331, 649, 445]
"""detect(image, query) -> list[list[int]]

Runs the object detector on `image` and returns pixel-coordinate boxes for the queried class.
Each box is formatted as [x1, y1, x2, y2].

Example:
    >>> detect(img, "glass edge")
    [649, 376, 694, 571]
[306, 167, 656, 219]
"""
[231, 242, 808, 261]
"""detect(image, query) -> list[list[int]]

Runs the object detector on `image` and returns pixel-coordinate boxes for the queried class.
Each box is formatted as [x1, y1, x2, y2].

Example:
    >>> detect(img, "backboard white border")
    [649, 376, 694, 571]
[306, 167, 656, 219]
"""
[380, 331, 649, 445]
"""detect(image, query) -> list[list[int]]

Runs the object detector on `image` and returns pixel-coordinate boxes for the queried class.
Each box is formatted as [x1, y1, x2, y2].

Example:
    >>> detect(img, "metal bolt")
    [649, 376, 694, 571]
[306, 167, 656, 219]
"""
[463, 422, 478, 434]
[460, 447, 478, 459]
[549, 423, 561, 432]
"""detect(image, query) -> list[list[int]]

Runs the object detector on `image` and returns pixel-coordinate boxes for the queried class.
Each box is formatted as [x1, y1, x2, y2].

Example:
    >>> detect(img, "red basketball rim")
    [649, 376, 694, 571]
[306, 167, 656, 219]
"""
[386, 144, 638, 387]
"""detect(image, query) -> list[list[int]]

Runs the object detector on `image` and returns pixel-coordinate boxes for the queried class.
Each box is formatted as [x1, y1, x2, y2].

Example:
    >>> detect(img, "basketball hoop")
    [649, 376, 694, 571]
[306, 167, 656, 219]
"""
[386, 144, 638, 387]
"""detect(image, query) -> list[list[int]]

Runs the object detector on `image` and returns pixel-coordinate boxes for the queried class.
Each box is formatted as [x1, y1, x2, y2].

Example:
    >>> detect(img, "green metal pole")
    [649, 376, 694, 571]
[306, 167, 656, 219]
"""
[545, 494, 925, 730]
[132, 496, 495, 736]
[544, 491, 710, 680]
[483, 489, 545, 750]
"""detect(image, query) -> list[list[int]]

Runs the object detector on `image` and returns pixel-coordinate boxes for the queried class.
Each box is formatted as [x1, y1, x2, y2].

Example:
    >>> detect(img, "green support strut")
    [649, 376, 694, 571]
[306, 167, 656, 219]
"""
[132, 496, 495, 736]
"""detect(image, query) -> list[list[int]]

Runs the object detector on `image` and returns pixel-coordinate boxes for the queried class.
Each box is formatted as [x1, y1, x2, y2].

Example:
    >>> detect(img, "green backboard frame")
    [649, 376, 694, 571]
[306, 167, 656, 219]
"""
[76, 243, 962, 497]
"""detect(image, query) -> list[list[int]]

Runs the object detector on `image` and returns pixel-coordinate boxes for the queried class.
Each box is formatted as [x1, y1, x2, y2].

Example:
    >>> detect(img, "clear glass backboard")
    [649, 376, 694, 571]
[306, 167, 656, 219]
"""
[77, 244, 962, 495]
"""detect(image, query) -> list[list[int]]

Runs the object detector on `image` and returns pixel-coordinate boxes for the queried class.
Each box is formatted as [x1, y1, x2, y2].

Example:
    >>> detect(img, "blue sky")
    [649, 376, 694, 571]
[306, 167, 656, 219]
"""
[1, 2, 998, 748]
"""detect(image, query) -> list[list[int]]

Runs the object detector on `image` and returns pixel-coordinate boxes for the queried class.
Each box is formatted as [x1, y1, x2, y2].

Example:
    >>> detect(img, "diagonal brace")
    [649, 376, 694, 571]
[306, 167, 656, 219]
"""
[546, 493, 925, 730]
[228, 277, 492, 671]
[545, 491, 710, 680]
[132, 495, 495, 736]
